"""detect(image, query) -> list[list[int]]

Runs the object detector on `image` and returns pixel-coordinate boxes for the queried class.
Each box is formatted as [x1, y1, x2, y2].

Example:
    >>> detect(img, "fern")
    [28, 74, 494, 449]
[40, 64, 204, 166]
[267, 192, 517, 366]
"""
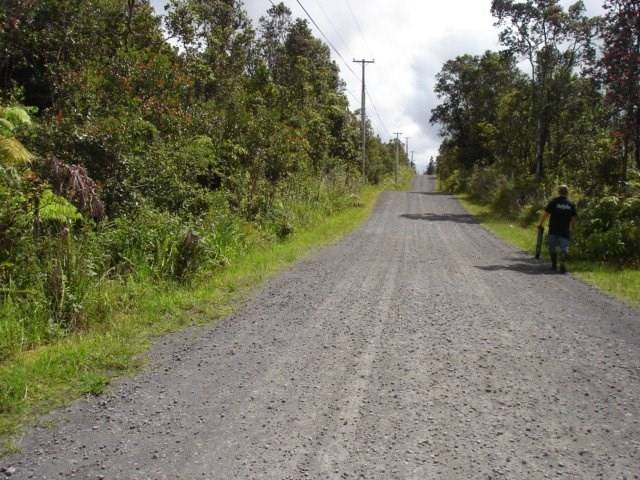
[0, 118, 14, 135]
[0, 106, 34, 166]
[0, 137, 34, 165]
[1, 106, 32, 128]
[39, 189, 82, 224]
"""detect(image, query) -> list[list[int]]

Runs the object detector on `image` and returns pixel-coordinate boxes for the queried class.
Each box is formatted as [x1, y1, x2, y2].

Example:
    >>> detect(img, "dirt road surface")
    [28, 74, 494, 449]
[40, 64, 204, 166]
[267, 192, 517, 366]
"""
[3, 176, 640, 479]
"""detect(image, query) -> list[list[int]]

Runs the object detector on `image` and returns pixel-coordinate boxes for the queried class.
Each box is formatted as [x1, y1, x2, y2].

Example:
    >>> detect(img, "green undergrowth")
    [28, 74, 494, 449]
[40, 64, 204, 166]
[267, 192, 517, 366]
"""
[0, 173, 414, 452]
[457, 195, 640, 307]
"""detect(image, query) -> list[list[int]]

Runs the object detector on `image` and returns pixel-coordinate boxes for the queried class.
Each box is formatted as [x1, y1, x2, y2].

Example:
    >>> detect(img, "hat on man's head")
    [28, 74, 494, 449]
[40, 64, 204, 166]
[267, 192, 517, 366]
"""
[558, 185, 568, 196]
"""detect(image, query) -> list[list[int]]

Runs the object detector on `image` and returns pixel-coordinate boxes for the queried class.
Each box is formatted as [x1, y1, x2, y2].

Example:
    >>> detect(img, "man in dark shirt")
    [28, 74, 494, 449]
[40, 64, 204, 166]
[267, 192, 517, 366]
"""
[538, 185, 577, 273]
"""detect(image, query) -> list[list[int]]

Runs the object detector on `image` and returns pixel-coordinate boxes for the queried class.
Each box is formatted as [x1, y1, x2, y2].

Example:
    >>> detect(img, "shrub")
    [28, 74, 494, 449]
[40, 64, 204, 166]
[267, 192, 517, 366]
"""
[263, 201, 295, 240]
[174, 230, 204, 280]
[573, 193, 640, 264]
[492, 177, 521, 217]
[469, 165, 502, 203]
[98, 207, 189, 279]
[514, 175, 545, 206]
[43, 234, 100, 329]
[440, 169, 470, 193]
[0, 183, 39, 290]
[519, 203, 543, 227]
[621, 196, 640, 220]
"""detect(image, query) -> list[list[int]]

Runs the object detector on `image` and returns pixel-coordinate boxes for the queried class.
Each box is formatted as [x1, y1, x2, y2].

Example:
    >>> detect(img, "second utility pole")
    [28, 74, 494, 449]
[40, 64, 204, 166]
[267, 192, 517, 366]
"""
[394, 132, 402, 185]
[353, 58, 375, 182]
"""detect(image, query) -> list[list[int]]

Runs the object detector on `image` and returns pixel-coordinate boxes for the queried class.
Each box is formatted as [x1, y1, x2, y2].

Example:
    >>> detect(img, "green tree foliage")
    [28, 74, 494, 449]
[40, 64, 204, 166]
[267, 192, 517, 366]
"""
[431, 51, 525, 175]
[491, 0, 597, 177]
[0, 0, 403, 359]
[601, 0, 640, 176]
[432, 2, 639, 265]
[426, 157, 435, 175]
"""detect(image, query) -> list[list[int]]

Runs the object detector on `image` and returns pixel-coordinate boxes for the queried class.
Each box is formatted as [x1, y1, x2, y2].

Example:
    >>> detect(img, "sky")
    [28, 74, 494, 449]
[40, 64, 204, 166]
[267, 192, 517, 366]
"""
[151, 0, 604, 172]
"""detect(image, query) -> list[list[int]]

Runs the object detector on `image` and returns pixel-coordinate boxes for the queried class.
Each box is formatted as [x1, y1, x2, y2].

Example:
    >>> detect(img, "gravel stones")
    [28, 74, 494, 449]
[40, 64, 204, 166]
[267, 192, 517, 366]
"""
[3, 176, 640, 479]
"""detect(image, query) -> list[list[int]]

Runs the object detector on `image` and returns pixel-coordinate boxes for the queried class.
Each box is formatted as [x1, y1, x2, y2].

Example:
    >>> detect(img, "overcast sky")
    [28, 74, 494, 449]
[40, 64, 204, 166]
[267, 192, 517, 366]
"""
[151, 0, 604, 172]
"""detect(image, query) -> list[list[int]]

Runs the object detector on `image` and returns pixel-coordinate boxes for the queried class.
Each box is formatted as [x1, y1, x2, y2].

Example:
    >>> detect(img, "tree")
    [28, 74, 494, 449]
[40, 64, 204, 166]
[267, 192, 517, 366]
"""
[0, 0, 165, 111]
[430, 51, 523, 172]
[426, 157, 436, 175]
[165, 0, 255, 103]
[601, 0, 640, 176]
[491, 0, 596, 177]
[258, 2, 292, 80]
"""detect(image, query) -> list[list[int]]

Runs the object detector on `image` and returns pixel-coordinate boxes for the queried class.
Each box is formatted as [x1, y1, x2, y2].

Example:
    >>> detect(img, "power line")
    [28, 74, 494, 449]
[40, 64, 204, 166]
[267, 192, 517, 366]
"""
[310, 0, 350, 53]
[294, 0, 362, 82]
[269, 0, 362, 82]
[298, 0, 379, 118]
[271, 0, 390, 141]
[292, 0, 383, 129]
[339, 0, 389, 139]
[366, 88, 390, 138]
[344, 0, 373, 57]
[344, 87, 359, 104]
[267, 0, 360, 103]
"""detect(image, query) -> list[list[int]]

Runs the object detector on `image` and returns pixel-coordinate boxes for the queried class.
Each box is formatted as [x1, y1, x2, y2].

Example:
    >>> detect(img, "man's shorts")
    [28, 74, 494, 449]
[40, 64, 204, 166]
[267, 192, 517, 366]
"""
[548, 234, 570, 255]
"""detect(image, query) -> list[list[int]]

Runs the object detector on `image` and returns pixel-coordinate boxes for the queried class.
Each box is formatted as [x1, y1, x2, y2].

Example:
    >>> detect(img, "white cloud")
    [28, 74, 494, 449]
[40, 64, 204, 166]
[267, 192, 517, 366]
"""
[151, 0, 604, 171]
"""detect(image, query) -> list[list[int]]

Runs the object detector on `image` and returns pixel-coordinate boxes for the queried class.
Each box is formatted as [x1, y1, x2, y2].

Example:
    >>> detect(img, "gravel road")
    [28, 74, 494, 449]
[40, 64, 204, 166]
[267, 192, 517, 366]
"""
[3, 176, 640, 479]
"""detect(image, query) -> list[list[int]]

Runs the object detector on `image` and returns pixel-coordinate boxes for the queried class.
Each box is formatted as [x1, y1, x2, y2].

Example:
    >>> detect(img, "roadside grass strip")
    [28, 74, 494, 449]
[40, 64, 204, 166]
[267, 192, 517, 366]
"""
[457, 195, 640, 307]
[0, 172, 414, 452]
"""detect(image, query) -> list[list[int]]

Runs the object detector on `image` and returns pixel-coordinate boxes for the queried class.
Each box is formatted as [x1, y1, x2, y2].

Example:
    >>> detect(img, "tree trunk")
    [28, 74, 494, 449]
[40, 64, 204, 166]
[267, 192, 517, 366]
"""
[535, 116, 547, 178]
[534, 68, 549, 179]
[622, 137, 629, 183]
[635, 107, 640, 171]
[125, 0, 136, 47]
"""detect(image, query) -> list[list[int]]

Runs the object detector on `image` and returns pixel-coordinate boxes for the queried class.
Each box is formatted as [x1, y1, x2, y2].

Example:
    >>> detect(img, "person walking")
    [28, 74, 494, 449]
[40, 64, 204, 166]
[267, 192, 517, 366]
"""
[538, 185, 577, 273]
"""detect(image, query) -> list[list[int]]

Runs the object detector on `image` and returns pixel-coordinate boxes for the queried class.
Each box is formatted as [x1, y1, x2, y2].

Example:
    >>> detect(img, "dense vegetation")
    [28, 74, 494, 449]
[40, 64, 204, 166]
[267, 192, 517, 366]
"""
[0, 1, 410, 362]
[431, 0, 640, 265]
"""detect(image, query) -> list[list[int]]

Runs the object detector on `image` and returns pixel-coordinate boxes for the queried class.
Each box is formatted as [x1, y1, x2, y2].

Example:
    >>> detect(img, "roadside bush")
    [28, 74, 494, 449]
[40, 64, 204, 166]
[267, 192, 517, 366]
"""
[98, 196, 249, 282]
[518, 203, 543, 227]
[42, 233, 101, 330]
[514, 175, 545, 206]
[198, 192, 246, 264]
[440, 169, 470, 193]
[98, 207, 200, 280]
[259, 201, 294, 240]
[0, 196, 102, 358]
[0, 184, 39, 291]
[0, 0, 412, 382]
[620, 196, 640, 221]
[492, 177, 521, 217]
[573, 194, 640, 264]
[250, 171, 362, 242]
[469, 165, 502, 203]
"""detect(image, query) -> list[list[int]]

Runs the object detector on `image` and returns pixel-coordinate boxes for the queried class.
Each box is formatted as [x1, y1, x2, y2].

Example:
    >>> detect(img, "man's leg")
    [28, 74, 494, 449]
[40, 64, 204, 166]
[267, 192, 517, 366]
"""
[548, 234, 558, 270]
[558, 237, 570, 274]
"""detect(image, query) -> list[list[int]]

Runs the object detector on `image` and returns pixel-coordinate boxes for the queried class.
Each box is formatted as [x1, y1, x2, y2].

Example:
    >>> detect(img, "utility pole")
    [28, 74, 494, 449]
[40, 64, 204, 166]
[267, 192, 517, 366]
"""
[411, 151, 415, 169]
[394, 132, 402, 185]
[405, 137, 410, 157]
[353, 58, 375, 182]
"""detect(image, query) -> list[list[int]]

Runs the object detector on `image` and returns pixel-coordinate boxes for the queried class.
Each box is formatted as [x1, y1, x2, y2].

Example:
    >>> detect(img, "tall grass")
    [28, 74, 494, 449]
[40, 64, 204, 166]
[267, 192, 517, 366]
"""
[1, 175, 352, 363]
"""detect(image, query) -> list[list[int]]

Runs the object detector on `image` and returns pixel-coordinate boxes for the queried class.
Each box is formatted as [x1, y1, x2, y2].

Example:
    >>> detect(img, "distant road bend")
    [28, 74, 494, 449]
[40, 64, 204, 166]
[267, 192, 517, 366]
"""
[5, 176, 640, 479]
